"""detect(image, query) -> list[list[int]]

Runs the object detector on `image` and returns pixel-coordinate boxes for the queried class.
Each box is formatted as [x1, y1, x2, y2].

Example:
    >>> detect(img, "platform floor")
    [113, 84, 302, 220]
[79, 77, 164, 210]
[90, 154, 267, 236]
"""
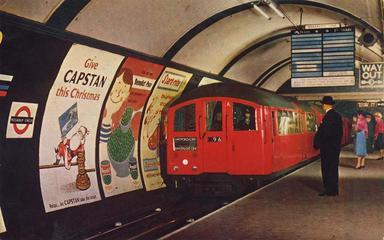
[163, 146, 384, 240]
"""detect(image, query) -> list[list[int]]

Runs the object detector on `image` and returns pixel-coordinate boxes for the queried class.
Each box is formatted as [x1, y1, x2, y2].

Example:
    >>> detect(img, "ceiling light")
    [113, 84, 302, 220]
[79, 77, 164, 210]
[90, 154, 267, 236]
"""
[263, 0, 285, 18]
[252, 3, 271, 20]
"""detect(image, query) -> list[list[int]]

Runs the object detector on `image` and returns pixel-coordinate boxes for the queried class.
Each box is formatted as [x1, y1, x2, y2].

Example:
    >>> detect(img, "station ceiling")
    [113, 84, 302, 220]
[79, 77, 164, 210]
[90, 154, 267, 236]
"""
[1, 0, 383, 100]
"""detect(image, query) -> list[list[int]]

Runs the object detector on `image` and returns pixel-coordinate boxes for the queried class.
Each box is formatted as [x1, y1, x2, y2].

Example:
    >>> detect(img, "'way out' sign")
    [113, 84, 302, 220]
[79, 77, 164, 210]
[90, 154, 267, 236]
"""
[359, 62, 384, 88]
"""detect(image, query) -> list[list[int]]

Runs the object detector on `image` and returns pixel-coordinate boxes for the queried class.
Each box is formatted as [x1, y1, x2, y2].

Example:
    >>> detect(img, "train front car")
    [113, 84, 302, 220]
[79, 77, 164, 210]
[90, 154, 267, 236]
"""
[166, 94, 264, 192]
[165, 83, 304, 193]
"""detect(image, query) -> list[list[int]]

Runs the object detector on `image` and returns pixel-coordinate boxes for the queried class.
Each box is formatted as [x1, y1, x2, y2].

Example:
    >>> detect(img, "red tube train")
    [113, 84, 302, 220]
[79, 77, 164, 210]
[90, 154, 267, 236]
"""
[163, 83, 350, 192]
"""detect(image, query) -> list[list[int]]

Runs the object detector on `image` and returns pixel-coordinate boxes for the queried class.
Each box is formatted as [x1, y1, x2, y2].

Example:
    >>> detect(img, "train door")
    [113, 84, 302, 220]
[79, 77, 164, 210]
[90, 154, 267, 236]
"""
[261, 106, 274, 174]
[168, 102, 203, 174]
[270, 109, 276, 169]
[228, 101, 263, 174]
[201, 100, 227, 172]
[299, 112, 306, 161]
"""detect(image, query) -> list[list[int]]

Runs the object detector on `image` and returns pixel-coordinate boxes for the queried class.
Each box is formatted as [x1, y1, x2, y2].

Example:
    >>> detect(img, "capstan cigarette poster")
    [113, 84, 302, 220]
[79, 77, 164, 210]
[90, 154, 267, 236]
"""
[140, 68, 192, 191]
[98, 57, 163, 197]
[0, 207, 6, 233]
[39, 44, 124, 212]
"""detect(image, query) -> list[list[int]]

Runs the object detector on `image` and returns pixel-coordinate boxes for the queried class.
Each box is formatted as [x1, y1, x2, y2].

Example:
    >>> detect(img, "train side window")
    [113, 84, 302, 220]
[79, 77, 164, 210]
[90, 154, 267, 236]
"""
[306, 113, 317, 132]
[233, 103, 256, 131]
[272, 111, 276, 136]
[206, 101, 222, 131]
[174, 104, 196, 132]
[286, 111, 294, 134]
[292, 112, 299, 133]
[278, 110, 291, 135]
[300, 113, 305, 133]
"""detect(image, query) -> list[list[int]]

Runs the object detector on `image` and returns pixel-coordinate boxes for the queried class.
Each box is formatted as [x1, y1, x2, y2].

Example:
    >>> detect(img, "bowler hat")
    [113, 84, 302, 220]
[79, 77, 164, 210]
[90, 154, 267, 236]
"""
[320, 96, 335, 105]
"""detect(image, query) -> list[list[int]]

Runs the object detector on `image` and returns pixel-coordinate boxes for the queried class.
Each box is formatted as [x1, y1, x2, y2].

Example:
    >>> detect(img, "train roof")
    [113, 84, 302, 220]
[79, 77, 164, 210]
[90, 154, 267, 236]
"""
[294, 101, 313, 112]
[171, 83, 297, 109]
[295, 101, 325, 114]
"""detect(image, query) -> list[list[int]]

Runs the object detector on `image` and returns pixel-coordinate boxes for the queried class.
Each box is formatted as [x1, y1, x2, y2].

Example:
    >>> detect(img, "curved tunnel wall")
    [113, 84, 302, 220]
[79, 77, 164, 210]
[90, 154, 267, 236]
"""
[0, 19, 225, 239]
[0, 1, 383, 238]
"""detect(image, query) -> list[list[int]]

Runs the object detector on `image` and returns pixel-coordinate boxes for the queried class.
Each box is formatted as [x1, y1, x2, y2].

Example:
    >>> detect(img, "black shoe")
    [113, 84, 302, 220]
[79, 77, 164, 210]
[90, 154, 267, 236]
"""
[318, 192, 338, 197]
[327, 193, 338, 196]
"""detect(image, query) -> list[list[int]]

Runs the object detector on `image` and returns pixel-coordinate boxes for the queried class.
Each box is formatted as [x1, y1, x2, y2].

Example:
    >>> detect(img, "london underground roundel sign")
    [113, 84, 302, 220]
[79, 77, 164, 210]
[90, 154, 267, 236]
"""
[6, 102, 38, 138]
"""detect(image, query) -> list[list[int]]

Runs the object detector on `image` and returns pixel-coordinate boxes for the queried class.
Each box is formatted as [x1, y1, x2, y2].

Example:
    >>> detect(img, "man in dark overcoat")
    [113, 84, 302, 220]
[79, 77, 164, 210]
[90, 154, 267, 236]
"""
[314, 96, 343, 196]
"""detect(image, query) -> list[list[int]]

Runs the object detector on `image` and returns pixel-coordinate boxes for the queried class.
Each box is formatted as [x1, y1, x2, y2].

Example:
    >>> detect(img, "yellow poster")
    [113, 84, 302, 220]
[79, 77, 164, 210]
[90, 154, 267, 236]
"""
[140, 68, 192, 191]
[0, 207, 5, 233]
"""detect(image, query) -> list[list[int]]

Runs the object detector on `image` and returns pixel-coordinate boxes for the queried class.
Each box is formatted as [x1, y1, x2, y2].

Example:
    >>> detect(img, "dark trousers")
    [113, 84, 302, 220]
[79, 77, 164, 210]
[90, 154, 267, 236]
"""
[367, 137, 374, 153]
[320, 147, 340, 194]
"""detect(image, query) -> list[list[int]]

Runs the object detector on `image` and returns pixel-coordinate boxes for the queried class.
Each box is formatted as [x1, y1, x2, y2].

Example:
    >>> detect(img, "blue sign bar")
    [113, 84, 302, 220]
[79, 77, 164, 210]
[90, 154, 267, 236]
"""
[291, 27, 355, 87]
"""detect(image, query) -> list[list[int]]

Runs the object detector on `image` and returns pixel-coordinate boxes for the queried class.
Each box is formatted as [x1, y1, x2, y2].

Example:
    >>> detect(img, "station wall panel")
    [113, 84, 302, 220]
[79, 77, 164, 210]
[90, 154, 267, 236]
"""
[0, 22, 201, 239]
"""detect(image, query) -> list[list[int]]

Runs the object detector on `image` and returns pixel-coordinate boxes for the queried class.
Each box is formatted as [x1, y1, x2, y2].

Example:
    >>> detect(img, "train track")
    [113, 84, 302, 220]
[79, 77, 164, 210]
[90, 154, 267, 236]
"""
[82, 191, 240, 240]
[83, 158, 318, 240]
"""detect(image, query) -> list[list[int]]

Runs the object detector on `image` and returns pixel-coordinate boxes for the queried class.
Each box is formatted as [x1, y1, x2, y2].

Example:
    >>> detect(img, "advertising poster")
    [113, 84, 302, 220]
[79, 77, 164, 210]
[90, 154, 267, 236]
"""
[6, 101, 38, 138]
[0, 207, 5, 234]
[0, 73, 13, 97]
[140, 68, 193, 191]
[99, 58, 163, 197]
[39, 44, 124, 212]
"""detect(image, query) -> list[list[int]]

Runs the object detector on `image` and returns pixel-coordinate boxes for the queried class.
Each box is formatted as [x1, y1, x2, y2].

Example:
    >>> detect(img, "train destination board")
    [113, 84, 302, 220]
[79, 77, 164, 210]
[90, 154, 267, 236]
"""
[291, 26, 355, 87]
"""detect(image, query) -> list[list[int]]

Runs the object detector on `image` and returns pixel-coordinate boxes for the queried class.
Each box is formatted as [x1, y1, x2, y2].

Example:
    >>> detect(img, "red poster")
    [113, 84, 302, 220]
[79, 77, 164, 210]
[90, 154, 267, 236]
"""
[99, 57, 163, 197]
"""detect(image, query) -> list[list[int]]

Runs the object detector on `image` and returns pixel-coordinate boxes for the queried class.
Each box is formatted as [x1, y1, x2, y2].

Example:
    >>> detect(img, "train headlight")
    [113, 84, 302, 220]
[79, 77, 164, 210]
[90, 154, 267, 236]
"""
[173, 165, 179, 171]
[192, 166, 198, 171]
[182, 159, 189, 165]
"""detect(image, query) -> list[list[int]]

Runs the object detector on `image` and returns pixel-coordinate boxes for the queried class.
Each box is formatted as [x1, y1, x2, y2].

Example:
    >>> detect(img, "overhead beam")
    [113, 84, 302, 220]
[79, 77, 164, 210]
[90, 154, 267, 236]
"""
[163, 3, 252, 60]
[282, 92, 384, 101]
[253, 57, 290, 87]
[219, 32, 290, 76]
[46, 0, 90, 29]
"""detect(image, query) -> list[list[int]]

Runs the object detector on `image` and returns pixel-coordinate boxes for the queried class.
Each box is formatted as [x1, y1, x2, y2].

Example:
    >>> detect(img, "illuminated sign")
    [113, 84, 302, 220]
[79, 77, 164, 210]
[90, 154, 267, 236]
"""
[291, 27, 355, 87]
[304, 23, 341, 29]
[359, 62, 384, 88]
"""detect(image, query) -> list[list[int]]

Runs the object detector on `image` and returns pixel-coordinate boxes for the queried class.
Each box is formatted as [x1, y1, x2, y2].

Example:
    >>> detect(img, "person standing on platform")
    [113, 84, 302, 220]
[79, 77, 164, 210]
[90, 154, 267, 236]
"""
[314, 96, 343, 197]
[354, 112, 368, 169]
[366, 114, 375, 154]
[351, 115, 357, 149]
[374, 112, 384, 160]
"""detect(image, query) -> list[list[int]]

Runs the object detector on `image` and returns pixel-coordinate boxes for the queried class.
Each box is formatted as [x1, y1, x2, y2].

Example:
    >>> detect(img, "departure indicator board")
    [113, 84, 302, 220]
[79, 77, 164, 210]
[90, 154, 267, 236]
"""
[291, 27, 355, 87]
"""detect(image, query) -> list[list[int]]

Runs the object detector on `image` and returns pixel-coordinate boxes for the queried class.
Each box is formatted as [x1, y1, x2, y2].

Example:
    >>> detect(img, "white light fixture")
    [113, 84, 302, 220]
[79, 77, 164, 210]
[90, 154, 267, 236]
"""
[263, 0, 285, 18]
[182, 159, 189, 166]
[252, 2, 271, 20]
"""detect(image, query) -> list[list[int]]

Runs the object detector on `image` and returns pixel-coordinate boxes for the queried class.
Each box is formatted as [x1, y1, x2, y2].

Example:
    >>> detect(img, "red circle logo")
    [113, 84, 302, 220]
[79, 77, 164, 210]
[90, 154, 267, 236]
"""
[13, 106, 31, 135]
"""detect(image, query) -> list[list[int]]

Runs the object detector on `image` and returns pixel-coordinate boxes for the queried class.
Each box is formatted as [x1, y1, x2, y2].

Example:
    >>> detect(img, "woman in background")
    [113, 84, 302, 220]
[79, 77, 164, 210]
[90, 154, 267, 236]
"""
[355, 112, 367, 169]
[351, 115, 357, 149]
[374, 112, 384, 160]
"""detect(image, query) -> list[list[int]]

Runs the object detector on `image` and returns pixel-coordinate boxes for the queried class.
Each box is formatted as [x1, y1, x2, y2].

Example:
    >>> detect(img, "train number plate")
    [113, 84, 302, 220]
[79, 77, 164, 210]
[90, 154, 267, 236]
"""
[207, 136, 222, 142]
